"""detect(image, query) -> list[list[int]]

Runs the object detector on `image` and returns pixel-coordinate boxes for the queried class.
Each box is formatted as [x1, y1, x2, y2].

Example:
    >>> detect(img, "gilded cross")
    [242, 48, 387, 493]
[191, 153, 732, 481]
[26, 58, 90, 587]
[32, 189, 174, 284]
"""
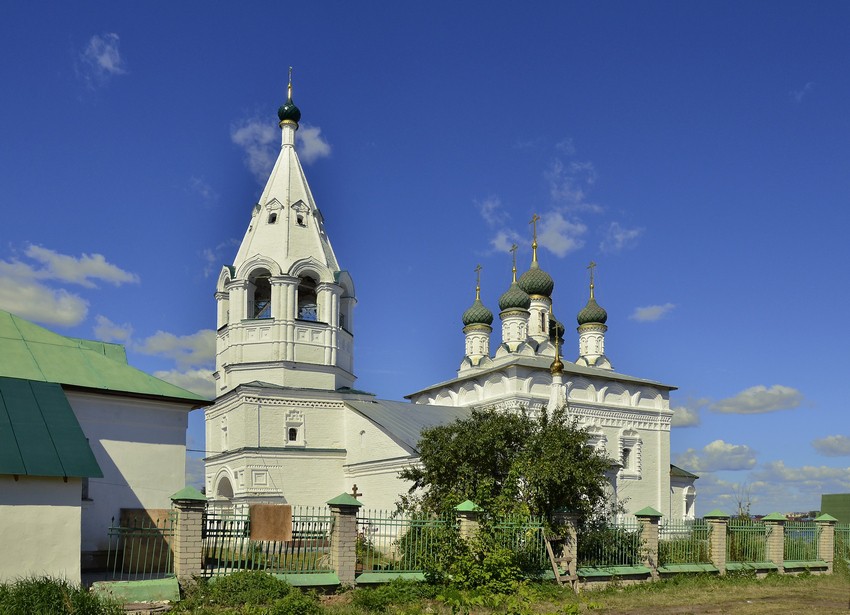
[529, 213, 540, 241]
[587, 261, 596, 285]
[474, 264, 482, 299]
[287, 67, 293, 99]
[509, 244, 518, 281]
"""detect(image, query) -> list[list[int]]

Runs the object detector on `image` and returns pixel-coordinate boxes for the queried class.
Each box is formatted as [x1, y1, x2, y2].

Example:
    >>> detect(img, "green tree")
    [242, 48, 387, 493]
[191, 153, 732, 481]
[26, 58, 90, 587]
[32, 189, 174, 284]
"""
[399, 405, 613, 524]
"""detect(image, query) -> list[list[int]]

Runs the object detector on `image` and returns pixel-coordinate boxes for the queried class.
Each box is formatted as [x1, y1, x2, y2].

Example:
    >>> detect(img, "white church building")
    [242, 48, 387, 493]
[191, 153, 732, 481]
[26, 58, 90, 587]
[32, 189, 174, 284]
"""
[204, 83, 697, 519]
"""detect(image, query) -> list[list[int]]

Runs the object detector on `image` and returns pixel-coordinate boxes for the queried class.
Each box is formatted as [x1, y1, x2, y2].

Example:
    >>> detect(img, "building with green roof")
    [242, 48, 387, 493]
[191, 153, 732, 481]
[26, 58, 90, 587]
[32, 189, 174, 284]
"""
[0, 309, 208, 582]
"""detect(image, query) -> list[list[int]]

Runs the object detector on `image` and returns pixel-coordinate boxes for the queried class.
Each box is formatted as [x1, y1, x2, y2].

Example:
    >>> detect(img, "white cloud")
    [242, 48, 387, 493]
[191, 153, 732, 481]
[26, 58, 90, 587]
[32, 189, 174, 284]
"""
[202, 239, 240, 278]
[189, 176, 219, 205]
[674, 439, 757, 472]
[137, 329, 215, 369]
[78, 33, 127, 89]
[489, 229, 523, 254]
[710, 384, 803, 414]
[753, 461, 850, 493]
[296, 124, 331, 164]
[475, 196, 509, 228]
[555, 138, 576, 156]
[600, 221, 643, 253]
[629, 303, 675, 322]
[546, 159, 603, 213]
[671, 405, 700, 428]
[0, 277, 88, 326]
[811, 435, 850, 457]
[153, 368, 215, 399]
[790, 81, 814, 104]
[537, 211, 587, 257]
[231, 119, 278, 182]
[93, 315, 133, 344]
[21, 245, 139, 288]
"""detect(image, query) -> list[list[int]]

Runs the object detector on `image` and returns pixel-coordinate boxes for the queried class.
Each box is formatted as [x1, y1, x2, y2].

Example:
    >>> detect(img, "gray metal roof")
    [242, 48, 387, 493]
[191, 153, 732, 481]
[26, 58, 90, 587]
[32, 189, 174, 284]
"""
[346, 399, 471, 453]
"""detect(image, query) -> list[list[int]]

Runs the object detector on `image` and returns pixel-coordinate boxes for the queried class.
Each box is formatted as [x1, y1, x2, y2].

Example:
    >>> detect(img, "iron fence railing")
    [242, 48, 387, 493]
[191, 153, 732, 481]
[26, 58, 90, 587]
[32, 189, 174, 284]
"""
[356, 510, 453, 574]
[784, 520, 820, 562]
[578, 518, 643, 568]
[658, 518, 711, 565]
[203, 506, 333, 577]
[726, 518, 770, 563]
[835, 524, 850, 564]
[491, 515, 548, 572]
[106, 511, 175, 581]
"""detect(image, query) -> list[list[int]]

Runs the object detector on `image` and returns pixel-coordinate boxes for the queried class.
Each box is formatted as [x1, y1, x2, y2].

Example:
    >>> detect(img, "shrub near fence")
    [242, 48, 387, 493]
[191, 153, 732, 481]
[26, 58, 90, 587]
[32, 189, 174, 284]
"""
[577, 518, 642, 571]
[357, 510, 453, 577]
[203, 506, 333, 578]
[658, 518, 711, 569]
[784, 520, 821, 565]
[727, 517, 769, 566]
[834, 524, 850, 566]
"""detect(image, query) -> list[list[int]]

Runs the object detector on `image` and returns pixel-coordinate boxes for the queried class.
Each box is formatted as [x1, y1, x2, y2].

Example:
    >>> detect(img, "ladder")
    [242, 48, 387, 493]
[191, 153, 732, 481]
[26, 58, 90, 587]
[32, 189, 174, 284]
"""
[545, 535, 577, 590]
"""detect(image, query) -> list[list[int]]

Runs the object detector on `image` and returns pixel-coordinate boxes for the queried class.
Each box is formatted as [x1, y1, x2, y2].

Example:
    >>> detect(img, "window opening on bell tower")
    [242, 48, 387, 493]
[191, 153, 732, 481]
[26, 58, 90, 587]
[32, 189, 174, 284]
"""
[248, 269, 272, 319]
[297, 276, 318, 321]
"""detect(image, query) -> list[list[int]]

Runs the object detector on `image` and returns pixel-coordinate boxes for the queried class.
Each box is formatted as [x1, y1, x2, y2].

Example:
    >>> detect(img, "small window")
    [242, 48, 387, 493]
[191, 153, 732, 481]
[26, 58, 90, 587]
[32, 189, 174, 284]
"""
[268, 213, 278, 224]
[288, 427, 298, 442]
[296, 214, 305, 226]
[81, 477, 91, 501]
[622, 447, 631, 469]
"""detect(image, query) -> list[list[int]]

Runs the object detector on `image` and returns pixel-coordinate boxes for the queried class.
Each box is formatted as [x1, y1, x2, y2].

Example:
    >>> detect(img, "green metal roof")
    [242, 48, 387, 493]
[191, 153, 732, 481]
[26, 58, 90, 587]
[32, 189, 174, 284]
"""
[0, 377, 102, 478]
[0, 310, 207, 403]
[670, 464, 699, 479]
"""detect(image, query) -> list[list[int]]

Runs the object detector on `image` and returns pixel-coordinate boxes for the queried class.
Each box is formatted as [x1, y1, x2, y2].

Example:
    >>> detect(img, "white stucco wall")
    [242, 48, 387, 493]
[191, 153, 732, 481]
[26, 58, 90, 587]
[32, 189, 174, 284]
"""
[67, 391, 191, 553]
[0, 476, 82, 583]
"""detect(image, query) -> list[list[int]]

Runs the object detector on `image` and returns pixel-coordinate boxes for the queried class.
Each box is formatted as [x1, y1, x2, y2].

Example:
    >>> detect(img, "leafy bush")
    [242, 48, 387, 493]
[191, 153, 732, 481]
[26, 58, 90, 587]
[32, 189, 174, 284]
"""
[0, 577, 121, 615]
[350, 578, 436, 612]
[175, 570, 294, 610]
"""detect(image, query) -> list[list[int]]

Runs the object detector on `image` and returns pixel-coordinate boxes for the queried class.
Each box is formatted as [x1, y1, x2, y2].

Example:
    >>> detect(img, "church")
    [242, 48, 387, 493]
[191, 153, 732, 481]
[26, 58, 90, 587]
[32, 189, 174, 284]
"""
[204, 82, 697, 519]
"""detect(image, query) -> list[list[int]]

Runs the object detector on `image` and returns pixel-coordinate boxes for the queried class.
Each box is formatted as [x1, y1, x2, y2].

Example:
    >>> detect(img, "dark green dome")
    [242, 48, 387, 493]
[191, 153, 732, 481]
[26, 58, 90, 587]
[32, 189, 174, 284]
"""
[278, 97, 301, 124]
[498, 282, 531, 311]
[462, 298, 494, 326]
[517, 262, 554, 297]
[577, 297, 608, 325]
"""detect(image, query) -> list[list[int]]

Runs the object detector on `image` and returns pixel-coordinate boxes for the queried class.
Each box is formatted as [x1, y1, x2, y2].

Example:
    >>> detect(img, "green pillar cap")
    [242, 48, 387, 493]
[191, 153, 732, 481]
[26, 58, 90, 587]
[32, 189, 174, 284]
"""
[170, 486, 206, 501]
[761, 512, 786, 521]
[454, 499, 482, 512]
[815, 513, 838, 522]
[703, 509, 730, 519]
[633, 506, 663, 518]
[327, 493, 363, 507]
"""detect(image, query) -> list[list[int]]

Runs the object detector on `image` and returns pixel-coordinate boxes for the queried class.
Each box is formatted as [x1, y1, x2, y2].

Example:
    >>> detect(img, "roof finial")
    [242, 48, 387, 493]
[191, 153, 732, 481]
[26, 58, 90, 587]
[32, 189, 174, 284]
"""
[550, 301, 564, 375]
[288, 66, 293, 101]
[509, 244, 518, 282]
[587, 260, 597, 299]
[529, 213, 540, 265]
[474, 264, 482, 300]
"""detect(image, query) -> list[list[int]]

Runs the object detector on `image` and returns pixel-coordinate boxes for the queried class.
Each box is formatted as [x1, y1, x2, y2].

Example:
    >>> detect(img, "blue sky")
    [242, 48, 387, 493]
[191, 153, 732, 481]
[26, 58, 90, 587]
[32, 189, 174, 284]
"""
[2, 1, 849, 515]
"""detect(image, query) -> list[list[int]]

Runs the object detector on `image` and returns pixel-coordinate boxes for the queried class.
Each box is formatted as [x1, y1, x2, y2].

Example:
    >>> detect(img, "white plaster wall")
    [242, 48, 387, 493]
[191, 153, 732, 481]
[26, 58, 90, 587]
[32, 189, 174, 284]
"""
[343, 410, 412, 467]
[67, 392, 190, 553]
[0, 476, 82, 583]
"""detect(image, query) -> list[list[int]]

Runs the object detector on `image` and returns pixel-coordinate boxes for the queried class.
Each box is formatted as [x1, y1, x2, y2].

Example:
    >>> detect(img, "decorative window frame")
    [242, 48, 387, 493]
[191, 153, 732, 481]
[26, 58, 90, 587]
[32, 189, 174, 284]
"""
[285, 409, 305, 447]
[618, 428, 642, 479]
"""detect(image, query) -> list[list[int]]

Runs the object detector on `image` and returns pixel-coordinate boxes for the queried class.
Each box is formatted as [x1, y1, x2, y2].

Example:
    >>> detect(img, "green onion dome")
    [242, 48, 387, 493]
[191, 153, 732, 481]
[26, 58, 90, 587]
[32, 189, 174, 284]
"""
[518, 262, 554, 297]
[278, 97, 301, 124]
[462, 298, 494, 326]
[577, 296, 608, 325]
[498, 281, 531, 311]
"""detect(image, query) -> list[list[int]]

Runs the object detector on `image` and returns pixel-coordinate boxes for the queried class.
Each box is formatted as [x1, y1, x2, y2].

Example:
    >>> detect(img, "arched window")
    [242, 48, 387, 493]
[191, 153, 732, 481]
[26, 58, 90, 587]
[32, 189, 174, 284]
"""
[297, 276, 318, 321]
[248, 269, 272, 319]
[216, 476, 234, 499]
[288, 427, 298, 442]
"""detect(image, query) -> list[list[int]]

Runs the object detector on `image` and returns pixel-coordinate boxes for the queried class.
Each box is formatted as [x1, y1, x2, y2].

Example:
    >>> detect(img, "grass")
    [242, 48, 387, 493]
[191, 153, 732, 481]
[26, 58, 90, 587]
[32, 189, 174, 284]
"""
[0, 577, 122, 615]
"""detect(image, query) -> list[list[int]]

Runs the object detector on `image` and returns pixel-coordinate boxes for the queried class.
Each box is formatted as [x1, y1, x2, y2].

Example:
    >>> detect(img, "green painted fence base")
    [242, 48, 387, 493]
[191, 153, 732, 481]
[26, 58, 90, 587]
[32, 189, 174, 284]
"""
[657, 564, 718, 574]
[783, 560, 827, 571]
[90, 577, 180, 603]
[271, 572, 341, 586]
[578, 565, 651, 578]
[355, 572, 426, 584]
[725, 562, 779, 572]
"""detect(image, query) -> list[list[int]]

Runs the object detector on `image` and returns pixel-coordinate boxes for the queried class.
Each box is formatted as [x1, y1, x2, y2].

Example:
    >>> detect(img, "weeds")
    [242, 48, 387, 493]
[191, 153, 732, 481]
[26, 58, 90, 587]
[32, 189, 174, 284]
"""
[0, 577, 122, 615]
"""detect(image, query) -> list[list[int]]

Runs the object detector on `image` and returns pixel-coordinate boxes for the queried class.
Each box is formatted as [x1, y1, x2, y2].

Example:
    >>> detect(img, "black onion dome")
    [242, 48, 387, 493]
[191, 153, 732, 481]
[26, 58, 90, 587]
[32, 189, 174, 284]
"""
[498, 282, 531, 311]
[518, 262, 554, 297]
[577, 296, 608, 325]
[462, 298, 494, 326]
[278, 97, 302, 124]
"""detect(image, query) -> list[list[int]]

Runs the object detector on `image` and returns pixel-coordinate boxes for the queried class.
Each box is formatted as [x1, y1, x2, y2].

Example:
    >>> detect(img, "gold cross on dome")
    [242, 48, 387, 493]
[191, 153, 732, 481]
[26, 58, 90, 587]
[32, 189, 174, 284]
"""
[474, 264, 482, 299]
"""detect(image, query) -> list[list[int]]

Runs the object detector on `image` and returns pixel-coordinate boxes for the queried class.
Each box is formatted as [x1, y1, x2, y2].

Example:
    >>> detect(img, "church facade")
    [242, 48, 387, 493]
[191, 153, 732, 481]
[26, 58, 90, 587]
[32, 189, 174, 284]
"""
[204, 85, 697, 519]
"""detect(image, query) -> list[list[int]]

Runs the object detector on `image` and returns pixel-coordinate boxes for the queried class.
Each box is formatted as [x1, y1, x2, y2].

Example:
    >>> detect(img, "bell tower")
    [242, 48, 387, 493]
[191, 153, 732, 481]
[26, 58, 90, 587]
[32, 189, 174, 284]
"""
[213, 74, 356, 394]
